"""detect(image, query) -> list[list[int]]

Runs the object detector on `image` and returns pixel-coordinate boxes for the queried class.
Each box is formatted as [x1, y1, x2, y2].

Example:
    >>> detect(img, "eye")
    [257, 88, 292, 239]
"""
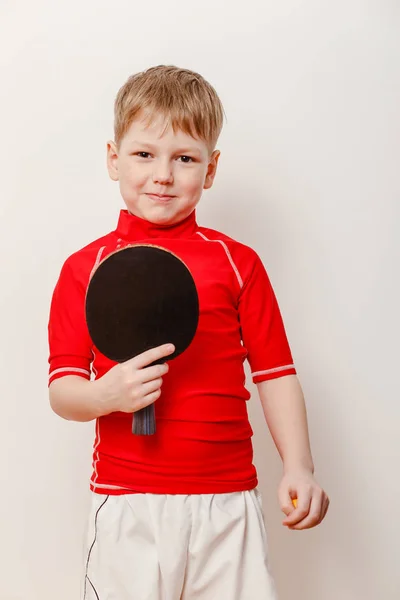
[179, 156, 193, 163]
[136, 152, 151, 158]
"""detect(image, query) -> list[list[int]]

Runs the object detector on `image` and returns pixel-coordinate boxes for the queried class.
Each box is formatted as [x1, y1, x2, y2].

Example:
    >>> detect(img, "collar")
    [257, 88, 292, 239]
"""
[114, 209, 199, 241]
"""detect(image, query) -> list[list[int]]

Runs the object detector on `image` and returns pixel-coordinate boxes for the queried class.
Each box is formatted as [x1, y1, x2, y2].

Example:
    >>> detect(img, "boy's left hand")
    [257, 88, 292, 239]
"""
[278, 468, 330, 530]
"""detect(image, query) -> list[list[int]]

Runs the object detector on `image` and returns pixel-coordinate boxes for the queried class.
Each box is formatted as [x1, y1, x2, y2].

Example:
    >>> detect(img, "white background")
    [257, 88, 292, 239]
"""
[1, 1, 399, 598]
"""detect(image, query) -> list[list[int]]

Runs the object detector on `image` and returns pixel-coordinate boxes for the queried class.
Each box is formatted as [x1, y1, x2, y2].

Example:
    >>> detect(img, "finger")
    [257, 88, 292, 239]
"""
[282, 494, 312, 526]
[140, 378, 163, 397]
[320, 495, 330, 521]
[132, 344, 175, 370]
[139, 363, 169, 384]
[288, 492, 324, 530]
[279, 488, 298, 517]
[134, 389, 161, 411]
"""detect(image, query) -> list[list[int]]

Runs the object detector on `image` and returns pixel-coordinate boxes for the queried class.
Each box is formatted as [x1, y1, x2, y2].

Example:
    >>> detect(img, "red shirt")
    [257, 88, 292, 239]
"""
[48, 209, 296, 495]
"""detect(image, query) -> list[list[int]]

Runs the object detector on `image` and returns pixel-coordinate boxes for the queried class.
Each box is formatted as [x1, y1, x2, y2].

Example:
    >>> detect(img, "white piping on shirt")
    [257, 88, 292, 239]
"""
[90, 482, 133, 491]
[89, 245, 106, 279]
[252, 365, 295, 377]
[91, 349, 98, 379]
[196, 231, 243, 288]
[92, 418, 101, 487]
[49, 367, 90, 379]
[88, 252, 105, 487]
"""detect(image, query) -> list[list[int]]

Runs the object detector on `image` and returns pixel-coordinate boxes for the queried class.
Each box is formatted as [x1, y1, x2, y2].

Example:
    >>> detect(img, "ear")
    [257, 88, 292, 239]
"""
[107, 140, 120, 181]
[203, 150, 221, 190]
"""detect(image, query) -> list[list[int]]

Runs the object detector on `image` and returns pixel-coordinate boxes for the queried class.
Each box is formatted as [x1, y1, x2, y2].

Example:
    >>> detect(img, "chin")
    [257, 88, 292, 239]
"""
[150, 213, 181, 226]
[144, 205, 188, 225]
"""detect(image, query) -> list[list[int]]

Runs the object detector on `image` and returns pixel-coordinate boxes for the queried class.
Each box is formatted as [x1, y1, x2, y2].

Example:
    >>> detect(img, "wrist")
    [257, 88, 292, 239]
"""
[283, 458, 315, 475]
[90, 377, 114, 418]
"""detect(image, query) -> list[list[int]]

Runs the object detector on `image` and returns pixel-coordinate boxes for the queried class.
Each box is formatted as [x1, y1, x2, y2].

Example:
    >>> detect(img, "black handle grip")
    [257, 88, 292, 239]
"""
[132, 404, 156, 435]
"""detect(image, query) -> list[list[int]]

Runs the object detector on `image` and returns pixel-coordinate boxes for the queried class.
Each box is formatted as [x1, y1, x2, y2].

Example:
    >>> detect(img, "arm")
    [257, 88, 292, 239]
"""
[256, 374, 314, 474]
[257, 374, 329, 530]
[49, 376, 108, 422]
[48, 256, 175, 425]
[49, 345, 174, 423]
[233, 246, 329, 527]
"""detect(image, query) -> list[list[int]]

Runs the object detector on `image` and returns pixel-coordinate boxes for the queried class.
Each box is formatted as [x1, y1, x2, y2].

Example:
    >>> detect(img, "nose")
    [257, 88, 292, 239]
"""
[152, 160, 174, 185]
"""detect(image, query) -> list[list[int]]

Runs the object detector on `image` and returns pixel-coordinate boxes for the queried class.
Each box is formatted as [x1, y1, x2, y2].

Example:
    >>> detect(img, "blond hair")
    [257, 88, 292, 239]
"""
[113, 65, 225, 153]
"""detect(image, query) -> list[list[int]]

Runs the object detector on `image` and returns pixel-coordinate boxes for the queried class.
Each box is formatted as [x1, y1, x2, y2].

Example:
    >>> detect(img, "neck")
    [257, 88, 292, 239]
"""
[115, 209, 198, 241]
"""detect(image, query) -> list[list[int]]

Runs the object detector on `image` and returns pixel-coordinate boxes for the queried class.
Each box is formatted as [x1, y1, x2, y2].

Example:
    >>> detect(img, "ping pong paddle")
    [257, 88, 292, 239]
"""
[85, 244, 199, 435]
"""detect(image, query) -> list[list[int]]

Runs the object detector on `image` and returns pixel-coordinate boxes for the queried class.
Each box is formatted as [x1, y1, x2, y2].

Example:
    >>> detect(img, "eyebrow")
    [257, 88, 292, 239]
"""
[129, 141, 202, 155]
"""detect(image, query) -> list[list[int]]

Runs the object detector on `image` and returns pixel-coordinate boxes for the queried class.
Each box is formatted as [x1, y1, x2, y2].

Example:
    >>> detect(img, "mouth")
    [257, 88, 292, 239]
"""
[146, 193, 176, 201]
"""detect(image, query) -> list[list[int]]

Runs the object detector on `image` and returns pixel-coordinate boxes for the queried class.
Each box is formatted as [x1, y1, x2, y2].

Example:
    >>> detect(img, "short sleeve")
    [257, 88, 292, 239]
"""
[238, 249, 296, 384]
[48, 259, 93, 385]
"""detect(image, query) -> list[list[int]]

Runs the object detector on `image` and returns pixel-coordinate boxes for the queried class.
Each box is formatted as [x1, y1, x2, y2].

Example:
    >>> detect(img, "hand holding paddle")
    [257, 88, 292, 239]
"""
[94, 343, 175, 416]
[85, 245, 199, 435]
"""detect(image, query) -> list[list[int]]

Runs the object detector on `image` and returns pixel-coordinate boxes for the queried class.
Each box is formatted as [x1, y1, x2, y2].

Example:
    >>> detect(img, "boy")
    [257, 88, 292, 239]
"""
[48, 65, 329, 600]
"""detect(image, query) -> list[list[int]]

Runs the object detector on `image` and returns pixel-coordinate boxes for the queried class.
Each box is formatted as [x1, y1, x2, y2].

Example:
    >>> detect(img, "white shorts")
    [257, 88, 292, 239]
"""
[82, 488, 278, 600]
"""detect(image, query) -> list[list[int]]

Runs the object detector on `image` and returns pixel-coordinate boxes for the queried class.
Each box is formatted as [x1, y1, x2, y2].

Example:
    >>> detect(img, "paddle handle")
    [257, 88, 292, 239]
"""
[131, 357, 166, 435]
[132, 404, 156, 435]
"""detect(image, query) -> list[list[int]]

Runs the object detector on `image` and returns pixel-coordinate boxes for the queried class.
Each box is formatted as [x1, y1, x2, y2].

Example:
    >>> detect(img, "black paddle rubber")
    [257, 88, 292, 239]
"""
[85, 245, 199, 435]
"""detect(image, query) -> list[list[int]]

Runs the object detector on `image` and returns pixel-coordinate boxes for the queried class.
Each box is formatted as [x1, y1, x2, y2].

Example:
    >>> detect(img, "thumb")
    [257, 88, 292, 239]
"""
[279, 488, 297, 516]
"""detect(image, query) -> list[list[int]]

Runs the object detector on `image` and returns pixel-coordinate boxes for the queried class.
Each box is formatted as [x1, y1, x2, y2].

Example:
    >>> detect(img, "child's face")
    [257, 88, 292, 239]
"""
[107, 112, 220, 225]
